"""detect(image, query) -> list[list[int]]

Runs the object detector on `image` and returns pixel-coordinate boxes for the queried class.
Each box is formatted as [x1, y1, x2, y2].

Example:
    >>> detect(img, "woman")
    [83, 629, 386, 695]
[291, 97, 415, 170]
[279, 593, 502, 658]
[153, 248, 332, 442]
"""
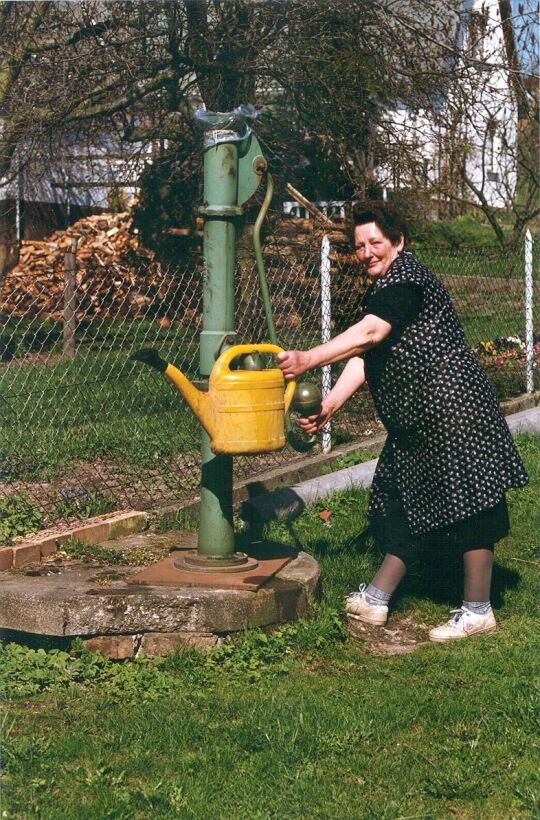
[276, 201, 528, 642]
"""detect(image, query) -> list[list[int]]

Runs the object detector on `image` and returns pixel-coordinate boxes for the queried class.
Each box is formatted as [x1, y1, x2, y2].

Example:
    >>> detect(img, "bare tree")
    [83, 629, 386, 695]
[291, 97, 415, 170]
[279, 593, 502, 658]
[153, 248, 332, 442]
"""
[0, 0, 537, 270]
[373, 0, 538, 248]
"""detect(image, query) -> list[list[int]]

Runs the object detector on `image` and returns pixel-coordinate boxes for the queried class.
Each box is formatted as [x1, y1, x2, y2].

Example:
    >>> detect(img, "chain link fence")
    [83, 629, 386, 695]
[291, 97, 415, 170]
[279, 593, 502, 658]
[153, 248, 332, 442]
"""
[0, 218, 538, 536]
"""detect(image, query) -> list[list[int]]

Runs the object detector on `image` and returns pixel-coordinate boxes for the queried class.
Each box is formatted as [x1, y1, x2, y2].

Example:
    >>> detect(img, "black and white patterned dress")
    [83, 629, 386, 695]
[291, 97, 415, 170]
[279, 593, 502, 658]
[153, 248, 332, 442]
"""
[361, 251, 528, 539]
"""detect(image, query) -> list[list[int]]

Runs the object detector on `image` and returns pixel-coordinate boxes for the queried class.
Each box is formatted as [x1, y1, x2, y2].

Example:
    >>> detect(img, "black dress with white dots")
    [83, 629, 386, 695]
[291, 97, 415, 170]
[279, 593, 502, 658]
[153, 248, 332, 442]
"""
[361, 251, 528, 541]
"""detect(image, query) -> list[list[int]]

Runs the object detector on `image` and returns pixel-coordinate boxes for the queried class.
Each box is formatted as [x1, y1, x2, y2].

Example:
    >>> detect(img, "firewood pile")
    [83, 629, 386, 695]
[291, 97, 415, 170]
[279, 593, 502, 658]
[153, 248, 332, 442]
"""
[0, 205, 361, 327]
[266, 217, 354, 268]
[0, 211, 170, 320]
[261, 217, 365, 332]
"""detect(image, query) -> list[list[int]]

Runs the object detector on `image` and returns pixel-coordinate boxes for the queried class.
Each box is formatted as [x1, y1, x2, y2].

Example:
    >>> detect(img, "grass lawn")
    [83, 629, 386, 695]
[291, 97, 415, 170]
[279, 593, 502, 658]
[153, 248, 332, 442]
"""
[415, 245, 525, 279]
[1, 435, 539, 819]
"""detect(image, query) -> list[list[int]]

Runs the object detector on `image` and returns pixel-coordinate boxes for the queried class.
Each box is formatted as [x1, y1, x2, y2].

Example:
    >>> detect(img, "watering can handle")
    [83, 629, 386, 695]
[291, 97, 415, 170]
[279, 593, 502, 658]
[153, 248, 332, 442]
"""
[213, 343, 296, 411]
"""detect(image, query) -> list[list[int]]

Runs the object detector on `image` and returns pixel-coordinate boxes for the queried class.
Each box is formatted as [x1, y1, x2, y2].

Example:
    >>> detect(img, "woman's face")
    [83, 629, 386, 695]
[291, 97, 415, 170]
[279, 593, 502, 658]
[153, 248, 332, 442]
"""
[354, 222, 404, 278]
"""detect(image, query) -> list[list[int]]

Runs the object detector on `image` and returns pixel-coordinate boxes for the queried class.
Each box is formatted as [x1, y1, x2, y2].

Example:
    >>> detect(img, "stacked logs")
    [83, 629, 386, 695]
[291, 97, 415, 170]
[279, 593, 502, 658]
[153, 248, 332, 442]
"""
[0, 208, 359, 326]
[0, 212, 166, 319]
[261, 217, 364, 333]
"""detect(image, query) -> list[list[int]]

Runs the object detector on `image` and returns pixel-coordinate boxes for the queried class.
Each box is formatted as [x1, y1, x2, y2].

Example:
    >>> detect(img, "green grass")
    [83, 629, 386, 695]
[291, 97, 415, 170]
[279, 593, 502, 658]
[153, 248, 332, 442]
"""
[410, 212, 508, 249]
[0, 342, 201, 481]
[1, 435, 539, 818]
[321, 449, 380, 473]
[415, 246, 524, 279]
[410, 212, 539, 265]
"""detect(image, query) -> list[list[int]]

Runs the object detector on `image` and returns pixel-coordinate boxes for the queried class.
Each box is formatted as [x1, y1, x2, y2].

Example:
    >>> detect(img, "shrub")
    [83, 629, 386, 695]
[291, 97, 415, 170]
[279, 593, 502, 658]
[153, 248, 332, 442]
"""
[51, 488, 115, 522]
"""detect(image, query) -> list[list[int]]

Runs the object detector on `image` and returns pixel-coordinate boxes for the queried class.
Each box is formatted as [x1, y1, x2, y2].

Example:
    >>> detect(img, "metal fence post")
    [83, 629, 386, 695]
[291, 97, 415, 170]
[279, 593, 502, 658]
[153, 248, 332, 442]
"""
[524, 229, 534, 393]
[63, 237, 78, 359]
[15, 168, 24, 243]
[320, 235, 332, 453]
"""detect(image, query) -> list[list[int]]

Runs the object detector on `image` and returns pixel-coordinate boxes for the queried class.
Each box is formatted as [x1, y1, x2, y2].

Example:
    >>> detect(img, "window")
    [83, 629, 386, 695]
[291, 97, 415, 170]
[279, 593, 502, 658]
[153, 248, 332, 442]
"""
[486, 117, 497, 175]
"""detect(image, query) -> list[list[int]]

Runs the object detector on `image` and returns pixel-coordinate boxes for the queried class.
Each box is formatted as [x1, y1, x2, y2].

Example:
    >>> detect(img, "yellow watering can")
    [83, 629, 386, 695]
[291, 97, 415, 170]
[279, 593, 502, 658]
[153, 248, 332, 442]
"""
[130, 344, 296, 455]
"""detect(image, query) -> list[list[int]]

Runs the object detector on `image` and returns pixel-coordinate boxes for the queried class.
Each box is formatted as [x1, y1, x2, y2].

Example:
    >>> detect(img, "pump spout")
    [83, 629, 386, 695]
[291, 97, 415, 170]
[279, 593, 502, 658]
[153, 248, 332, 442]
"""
[130, 348, 214, 438]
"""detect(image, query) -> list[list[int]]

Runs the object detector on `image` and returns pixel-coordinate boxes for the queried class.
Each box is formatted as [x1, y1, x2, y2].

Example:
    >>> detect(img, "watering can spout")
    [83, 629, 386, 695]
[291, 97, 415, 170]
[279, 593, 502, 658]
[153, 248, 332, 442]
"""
[130, 348, 214, 437]
[129, 348, 168, 373]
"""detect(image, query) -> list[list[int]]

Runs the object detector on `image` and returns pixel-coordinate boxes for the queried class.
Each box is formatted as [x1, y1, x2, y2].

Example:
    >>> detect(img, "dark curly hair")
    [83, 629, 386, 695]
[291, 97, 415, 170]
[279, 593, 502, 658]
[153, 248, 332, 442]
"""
[351, 200, 409, 246]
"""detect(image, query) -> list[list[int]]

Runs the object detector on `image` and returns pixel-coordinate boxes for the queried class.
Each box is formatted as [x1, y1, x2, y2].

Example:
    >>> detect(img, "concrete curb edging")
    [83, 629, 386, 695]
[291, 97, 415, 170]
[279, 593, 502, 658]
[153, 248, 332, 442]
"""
[243, 406, 540, 525]
[0, 511, 149, 570]
[505, 405, 540, 435]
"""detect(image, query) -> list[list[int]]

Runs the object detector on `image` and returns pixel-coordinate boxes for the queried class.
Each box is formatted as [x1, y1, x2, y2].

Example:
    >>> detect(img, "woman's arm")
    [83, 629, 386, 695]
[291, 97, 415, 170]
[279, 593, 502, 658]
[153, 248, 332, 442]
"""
[297, 356, 366, 435]
[276, 313, 391, 380]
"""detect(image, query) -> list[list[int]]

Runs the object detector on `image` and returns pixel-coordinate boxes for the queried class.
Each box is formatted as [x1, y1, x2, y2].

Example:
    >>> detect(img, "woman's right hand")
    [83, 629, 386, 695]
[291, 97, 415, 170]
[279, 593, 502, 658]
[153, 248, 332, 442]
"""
[296, 396, 337, 436]
[275, 350, 312, 381]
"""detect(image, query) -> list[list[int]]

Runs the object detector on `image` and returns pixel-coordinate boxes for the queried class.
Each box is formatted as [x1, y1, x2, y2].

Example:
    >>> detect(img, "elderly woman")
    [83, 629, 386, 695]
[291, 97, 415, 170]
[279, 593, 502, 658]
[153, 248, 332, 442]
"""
[276, 201, 528, 642]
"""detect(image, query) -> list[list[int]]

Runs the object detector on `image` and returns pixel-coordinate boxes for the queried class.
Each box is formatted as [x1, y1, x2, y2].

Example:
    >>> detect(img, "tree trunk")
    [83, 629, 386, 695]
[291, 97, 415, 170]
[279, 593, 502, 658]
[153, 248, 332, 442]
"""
[0, 240, 19, 293]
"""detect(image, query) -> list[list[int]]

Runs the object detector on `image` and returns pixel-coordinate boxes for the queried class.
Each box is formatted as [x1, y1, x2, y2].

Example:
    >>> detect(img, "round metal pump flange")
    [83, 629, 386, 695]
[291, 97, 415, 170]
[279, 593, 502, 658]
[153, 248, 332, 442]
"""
[173, 550, 259, 574]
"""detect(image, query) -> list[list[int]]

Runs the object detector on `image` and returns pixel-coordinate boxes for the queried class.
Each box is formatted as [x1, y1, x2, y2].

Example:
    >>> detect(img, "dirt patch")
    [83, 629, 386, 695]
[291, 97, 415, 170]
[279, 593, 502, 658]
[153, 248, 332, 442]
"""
[347, 613, 430, 655]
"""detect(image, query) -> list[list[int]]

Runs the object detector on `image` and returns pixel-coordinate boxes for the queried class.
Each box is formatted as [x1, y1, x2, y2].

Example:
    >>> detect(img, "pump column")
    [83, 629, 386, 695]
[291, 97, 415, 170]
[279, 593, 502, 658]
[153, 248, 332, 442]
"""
[195, 133, 244, 566]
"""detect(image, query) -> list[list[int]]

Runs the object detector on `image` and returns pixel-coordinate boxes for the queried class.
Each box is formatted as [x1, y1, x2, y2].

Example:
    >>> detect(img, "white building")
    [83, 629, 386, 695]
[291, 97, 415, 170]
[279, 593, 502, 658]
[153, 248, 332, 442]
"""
[377, 0, 517, 211]
[0, 127, 150, 241]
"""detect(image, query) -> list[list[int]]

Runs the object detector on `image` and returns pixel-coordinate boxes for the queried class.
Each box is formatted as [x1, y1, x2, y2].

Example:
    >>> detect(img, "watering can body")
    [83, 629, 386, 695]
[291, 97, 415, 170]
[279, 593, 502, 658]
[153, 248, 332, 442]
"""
[160, 344, 296, 456]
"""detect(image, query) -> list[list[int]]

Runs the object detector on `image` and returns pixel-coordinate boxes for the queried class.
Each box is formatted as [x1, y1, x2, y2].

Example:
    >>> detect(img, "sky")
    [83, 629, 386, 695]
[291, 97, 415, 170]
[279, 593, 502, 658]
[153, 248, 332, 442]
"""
[512, 0, 539, 71]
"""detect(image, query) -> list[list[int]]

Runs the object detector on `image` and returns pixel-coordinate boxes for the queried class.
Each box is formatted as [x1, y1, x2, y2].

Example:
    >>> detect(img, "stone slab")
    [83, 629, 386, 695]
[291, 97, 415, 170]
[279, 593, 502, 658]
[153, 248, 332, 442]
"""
[140, 631, 220, 656]
[500, 390, 540, 415]
[275, 550, 322, 599]
[99, 530, 197, 552]
[12, 543, 41, 568]
[83, 634, 135, 659]
[0, 548, 13, 571]
[80, 631, 222, 659]
[0, 551, 320, 637]
[128, 548, 294, 592]
[506, 405, 540, 435]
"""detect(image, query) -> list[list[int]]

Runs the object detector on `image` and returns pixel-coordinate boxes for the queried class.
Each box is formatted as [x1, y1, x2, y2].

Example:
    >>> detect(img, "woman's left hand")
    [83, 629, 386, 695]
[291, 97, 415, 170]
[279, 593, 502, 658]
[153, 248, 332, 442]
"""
[275, 350, 312, 380]
[297, 396, 337, 436]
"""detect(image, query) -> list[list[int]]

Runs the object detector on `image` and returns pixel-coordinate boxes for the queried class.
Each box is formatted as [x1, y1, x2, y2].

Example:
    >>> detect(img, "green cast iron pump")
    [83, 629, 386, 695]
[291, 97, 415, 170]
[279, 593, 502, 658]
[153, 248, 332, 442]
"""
[133, 107, 321, 571]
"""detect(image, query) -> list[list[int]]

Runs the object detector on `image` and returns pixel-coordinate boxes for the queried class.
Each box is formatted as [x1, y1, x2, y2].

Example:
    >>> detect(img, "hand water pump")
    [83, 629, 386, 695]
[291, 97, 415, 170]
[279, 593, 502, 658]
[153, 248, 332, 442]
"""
[131, 108, 321, 572]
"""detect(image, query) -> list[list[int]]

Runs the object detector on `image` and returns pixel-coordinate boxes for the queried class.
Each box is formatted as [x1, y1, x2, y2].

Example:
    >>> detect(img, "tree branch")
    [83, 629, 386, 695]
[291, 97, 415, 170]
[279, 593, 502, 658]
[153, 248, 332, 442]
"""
[458, 167, 507, 248]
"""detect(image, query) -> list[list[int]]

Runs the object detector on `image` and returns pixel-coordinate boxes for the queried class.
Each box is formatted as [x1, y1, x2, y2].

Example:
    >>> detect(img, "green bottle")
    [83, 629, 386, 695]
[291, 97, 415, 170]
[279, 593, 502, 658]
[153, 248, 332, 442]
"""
[291, 383, 323, 417]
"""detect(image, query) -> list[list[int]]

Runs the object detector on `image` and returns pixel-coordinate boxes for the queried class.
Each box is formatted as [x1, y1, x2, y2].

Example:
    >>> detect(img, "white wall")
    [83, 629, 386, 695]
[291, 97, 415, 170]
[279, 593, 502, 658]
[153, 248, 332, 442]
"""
[376, 0, 517, 210]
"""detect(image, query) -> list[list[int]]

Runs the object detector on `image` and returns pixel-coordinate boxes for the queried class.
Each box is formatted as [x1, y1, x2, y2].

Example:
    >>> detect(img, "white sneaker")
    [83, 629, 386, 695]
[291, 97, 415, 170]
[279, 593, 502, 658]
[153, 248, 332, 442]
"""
[429, 608, 496, 643]
[345, 584, 388, 626]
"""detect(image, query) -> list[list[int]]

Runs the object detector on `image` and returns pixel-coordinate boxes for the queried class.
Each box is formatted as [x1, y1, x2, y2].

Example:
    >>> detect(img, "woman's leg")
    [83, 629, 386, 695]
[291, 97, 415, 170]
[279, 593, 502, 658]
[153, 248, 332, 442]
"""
[370, 547, 494, 605]
[367, 498, 410, 599]
[369, 553, 407, 596]
[346, 493, 409, 625]
[429, 546, 496, 642]
[346, 553, 407, 625]
[463, 547, 493, 604]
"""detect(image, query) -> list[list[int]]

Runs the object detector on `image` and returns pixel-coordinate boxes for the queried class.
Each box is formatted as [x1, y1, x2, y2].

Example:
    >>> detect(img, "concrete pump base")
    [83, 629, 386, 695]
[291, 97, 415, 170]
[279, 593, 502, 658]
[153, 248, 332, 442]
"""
[0, 532, 321, 658]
